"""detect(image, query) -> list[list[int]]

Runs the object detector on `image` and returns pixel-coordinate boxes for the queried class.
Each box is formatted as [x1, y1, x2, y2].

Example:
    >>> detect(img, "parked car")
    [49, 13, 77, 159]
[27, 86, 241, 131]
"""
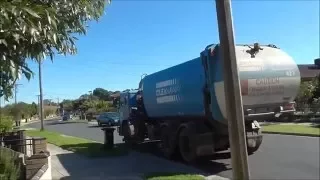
[96, 112, 119, 126]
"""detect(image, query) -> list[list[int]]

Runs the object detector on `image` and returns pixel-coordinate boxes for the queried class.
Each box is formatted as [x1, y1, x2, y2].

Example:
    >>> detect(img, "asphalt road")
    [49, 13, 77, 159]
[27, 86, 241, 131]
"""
[26, 118, 320, 180]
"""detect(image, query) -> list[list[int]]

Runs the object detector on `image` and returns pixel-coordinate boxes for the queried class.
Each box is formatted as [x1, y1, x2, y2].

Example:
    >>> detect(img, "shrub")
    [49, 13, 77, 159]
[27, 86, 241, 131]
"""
[0, 116, 13, 134]
[0, 147, 21, 180]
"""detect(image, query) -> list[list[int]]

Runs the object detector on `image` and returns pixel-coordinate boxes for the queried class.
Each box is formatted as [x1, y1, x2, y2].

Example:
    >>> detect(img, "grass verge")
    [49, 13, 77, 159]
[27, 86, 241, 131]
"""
[262, 124, 320, 137]
[144, 173, 204, 180]
[26, 129, 128, 158]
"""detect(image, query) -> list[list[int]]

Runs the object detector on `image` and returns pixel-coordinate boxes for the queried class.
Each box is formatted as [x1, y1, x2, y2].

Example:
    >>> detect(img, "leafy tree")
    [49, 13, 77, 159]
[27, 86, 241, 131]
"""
[93, 88, 110, 101]
[294, 75, 320, 113]
[0, 116, 13, 134]
[30, 102, 38, 116]
[295, 80, 317, 106]
[311, 75, 320, 100]
[79, 94, 90, 100]
[0, 0, 110, 100]
[58, 88, 120, 115]
[0, 102, 38, 121]
[44, 105, 57, 117]
[43, 99, 56, 106]
[60, 99, 73, 112]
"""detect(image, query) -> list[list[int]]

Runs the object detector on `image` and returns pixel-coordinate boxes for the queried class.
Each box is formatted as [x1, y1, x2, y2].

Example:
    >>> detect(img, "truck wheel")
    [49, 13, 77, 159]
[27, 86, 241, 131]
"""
[122, 121, 137, 147]
[247, 129, 263, 154]
[160, 126, 177, 159]
[178, 125, 198, 163]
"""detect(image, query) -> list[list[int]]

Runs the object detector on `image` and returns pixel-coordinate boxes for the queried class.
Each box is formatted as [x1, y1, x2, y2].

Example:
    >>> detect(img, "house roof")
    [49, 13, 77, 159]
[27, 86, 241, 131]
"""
[298, 64, 320, 79]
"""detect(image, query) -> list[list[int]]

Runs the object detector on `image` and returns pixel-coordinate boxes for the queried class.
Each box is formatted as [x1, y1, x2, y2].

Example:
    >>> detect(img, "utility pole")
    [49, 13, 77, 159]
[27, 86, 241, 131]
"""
[57, 97, 61, 115]
[0, 96, 2, 118]
[57, 97, 60, 116]
[38, 60, 44, 131]
[14, 83, 22, 126]
[0, 62, 2, 119]
[14, 83, 22, 105]
[215, 0, 250, 179]
[37, 95, 40, 117]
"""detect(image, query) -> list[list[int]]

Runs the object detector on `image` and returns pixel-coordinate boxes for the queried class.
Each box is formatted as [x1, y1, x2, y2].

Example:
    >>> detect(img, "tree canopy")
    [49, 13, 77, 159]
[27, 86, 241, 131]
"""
[1, 101, 56, 120]
[0, 0, 109, 100]
[295, 75, 320, 109]
[93, 88, 110, 100]
[58, 87, 119, 115]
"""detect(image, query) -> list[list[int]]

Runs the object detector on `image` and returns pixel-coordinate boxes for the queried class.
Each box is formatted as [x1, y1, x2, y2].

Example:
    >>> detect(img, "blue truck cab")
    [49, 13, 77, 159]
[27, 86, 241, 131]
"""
[117, 89, 138, 135]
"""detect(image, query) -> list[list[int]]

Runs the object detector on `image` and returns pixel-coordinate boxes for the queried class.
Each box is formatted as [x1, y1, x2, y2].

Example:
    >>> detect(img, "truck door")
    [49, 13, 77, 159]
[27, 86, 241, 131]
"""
[119, 93, 130, 123]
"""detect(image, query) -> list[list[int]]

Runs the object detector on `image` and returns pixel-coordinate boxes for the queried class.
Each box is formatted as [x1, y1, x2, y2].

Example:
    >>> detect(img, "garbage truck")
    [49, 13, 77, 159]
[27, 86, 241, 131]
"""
[116, 43, 301, 162]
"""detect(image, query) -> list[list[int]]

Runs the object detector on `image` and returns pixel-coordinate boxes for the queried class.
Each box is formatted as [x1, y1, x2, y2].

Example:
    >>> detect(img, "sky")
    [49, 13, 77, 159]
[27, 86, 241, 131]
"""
[3, 0, 320, 105]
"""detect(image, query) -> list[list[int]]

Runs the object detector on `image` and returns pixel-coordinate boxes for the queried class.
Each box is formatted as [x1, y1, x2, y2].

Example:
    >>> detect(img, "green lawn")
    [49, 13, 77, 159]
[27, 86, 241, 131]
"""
[26, 130, 127, 157]
[262, 124, 320, 136]
[145, 173, 204, 180]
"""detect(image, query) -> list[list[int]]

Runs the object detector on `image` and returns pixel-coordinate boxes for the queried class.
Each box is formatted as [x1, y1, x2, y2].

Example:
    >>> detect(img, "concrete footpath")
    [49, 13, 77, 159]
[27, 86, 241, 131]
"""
[47, 144, 229, 180]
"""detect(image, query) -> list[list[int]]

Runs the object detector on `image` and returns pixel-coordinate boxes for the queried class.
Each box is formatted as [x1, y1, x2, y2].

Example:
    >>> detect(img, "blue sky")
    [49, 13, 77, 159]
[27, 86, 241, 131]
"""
[4, 0, 320, 105]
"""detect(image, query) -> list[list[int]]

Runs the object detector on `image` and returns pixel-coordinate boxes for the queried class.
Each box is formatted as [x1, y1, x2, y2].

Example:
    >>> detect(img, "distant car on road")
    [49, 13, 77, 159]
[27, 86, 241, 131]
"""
[62, 112, 73, 121]
[96, 112, 119, 126]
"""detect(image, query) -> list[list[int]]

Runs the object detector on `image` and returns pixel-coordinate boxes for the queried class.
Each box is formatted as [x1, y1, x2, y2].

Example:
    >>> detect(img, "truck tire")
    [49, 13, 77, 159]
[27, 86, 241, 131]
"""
[160, 126, 178, 159]
[178, 125, 198, 163]
[247, 129, 263, 154]
[122, 121, 137, 147]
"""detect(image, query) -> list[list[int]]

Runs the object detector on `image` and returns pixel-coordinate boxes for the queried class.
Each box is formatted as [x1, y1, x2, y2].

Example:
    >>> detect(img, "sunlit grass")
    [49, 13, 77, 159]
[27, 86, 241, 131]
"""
[26, 129, 127, 157]
[262, 124, 320, 136]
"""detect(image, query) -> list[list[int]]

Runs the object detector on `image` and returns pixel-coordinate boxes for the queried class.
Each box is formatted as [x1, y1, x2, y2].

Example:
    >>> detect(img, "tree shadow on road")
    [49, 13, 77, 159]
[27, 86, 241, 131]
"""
[311, 123, 320, 128]
[129, 141, 231, 176]
[60, 142, 128, 158]
[52, 141, 230, 180]
[87, 125, 100, 128]
[46, 120, 87, 126]
[53, 145, 219, 180]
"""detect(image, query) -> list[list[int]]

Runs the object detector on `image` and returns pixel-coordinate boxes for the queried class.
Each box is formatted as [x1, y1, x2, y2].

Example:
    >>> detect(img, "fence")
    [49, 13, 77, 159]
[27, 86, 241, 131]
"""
[0, 130, 49, 180]
[0, 130, 47, 156]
